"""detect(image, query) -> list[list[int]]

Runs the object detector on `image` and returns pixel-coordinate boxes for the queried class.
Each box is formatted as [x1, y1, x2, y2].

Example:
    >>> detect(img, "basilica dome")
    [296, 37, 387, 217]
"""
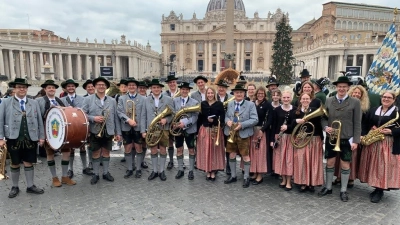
[205, 0, 246, 20]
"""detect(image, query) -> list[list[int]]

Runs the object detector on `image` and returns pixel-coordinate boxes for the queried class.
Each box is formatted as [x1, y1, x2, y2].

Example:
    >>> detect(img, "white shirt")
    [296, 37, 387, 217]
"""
[181, 97, 188, 107]
[234, 100, 244, 111]
[336, 94, 348, 103]
[152, 94, 160, 107]
[15, 96, 27, 109]
[68, 94, 76, 102]
[218, 95, 226, 102]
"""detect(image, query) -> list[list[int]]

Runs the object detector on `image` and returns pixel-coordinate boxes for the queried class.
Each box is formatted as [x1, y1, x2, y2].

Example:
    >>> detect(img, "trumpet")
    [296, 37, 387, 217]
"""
[329, 120, 342, 152]
[215, 117, 221, 146]
[126, 99, 136, 123]
[0, 145, 8, 180]
[227, 112, 239, 143]
[96, 109, 110, 138]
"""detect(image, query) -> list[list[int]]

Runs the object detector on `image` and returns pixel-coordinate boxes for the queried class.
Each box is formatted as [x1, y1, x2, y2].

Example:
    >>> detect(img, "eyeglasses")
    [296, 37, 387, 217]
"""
[15, 86, 27, 89]
[382, 96, 394, 99]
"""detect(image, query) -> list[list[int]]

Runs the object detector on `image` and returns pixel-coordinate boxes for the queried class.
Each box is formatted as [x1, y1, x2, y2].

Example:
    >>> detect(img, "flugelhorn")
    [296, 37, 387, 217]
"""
[96, 109, 110, 138]
[329, 120, 342, 152]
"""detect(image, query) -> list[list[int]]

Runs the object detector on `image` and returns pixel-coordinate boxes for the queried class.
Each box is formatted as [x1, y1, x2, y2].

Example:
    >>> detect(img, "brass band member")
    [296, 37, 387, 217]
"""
[266, 77, 279, 103]
[36, 80, 76, 187]
[292, 93, 324, 192]
[140, 79, 174, 181]
[61, 79, 93, 178]
[224, 84, 258, 188]
[267, 89, 281, 175]
[270, 90, 296, 191]
[197, 87, 225, 180]
[0, 78, 45, 198]
[117, 78, 145, 178]
[293, 69, 312, 98]
[216, 80, 232, 175]
[83, 79, 95, 97]
[137, 81, 149, 169]
[333, 85, 370, 188]
[249, 86, 272, 184]
[83, 77, 122, 185]
[293, 81, 321, 108]
[246, 83, 256, 101]
[312, 78, 328, 104]
[359, 90, 400, 203]
[319, 76, 361, 202]
[164, 74, 179, 170]
[191, 75, 208, 104]
[172, 82, 199, 180]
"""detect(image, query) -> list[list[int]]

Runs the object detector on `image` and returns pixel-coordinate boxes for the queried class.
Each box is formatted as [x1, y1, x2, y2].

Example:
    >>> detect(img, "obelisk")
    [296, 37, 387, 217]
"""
[224, 0, 234, 68]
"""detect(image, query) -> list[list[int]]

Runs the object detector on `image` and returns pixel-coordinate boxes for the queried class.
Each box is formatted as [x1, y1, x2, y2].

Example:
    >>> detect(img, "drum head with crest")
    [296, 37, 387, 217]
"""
[45, 107, 67, 150]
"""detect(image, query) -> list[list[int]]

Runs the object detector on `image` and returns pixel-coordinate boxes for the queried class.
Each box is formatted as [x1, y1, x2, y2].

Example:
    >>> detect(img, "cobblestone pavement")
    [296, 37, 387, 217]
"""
[1, 148, 400, 225]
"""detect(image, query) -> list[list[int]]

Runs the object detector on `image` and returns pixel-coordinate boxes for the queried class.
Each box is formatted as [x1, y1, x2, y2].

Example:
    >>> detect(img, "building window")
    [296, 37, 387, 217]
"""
[221, 41, 225, 51]
[170, 24, 175, 31]
[170, 43, 176, 52]
[212, 43, 217, 51]
[197, 60, 204, 71]
[246, 25, 252, 30]
[245, 41, 251, 51]
[342, 21, 346, 29]
[186, 26, 190, 31]
[213, 25, 217, 30]
[336, 8, 342, 16]
[357, 34, 361, 39]
[197, 42, 204, 52]
[260, 25, 264, 30]
[212, 64, 216, 72]
[350, 34, 355, 40]
[198, 25, 203, 31]
[212, 54, 216, 57]
[234, 25, 236, 29]
[336, 20, 341, 29]
[347, 21, 352, 29]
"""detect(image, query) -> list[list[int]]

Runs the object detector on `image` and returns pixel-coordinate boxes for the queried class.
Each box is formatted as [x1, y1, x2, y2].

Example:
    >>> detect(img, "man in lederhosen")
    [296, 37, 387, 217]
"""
[61, 79, 94, 178]
[319, 76, 361, 202]
[117, 78, 145, 178]
[190, 75, 208, 103]
[216, 80, 233, 175]
[36, 80, 77, 187]
[224, 84, 258, 188]
[83, 79, 95, 97]
[83, 77, 122, 185]
[137, 81, 149, 169]
[0, 78, 45, 198]
[172, 82, 199, 180]
[140, 79, 174, 181]
[163, 74, 179, 170]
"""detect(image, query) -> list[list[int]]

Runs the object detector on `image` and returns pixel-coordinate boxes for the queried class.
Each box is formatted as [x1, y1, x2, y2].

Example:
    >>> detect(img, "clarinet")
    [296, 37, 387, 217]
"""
[273, 113, 288, 149]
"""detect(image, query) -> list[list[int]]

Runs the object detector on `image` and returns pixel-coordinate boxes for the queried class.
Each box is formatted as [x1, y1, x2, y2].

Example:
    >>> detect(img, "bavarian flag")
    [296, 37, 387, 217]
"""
[366, 22, 399, 95]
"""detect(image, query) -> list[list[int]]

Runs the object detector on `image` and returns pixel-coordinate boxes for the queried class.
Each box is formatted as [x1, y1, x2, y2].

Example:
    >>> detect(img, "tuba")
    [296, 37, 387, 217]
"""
[329, 120, 342, 152]
[172, 90, 181, 98]
[146, 106, 174, 147]
[291, 105, 328, 148]
[170, 104, 201, 136]
[361, 111, 399, 146]
[126, 99, 136, 123]
[95, 109, 110, 138]
[106, 81, 120, 97]
[0, 145, 8, 180]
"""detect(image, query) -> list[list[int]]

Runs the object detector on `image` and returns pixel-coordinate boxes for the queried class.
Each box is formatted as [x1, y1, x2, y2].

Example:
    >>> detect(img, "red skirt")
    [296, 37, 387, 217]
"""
[334, 146, 360, 180]
[240, 127, 268, 173]
[196, 126, 226, 172]
[293, 136, 324, 186]
[273, 134, 294, 176]
[359, 137, 400, 189]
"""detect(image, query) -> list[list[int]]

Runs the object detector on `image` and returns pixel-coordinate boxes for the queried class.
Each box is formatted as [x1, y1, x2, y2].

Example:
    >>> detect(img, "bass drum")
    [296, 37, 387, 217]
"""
[45, 107, 89, 150]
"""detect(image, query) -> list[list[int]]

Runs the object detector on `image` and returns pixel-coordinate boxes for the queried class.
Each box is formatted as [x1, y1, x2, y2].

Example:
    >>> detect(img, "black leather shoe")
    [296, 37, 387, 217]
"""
[370, 190, 384, 203]
[8, 186, 20, 198]
[210, 177, 216, 181]
[299, 186, 308, 192]
[332, 178, 341, 185]
[279, 184, 285, 188]
[141, 162, 148, 169]
[370, 189, 378, 199]
[285, 187, 292, 191]
[26, 185, 44, 194]
[340, 191, 349, 202]
[102, 172, 115, 182]
[167, 161, 174, 170]
[224, 176, 237, 184]
[132, 164, 136, 171]
[225, 167, 231, 176]
[67, 170, 74, 179]
[318, 187, 333, 196]
[148, 172, 158, 180]
[135, 170, 142, 178]
[90, 175, 99, 185]
[124, 170, 133, 179]
[83, 168, 94, 176]
[252, 178, 263, 185]
[188, 171, 194, 180]
[120, 158, 126, 163]
[308, 186, 315, 193]
[206, 176, 211, 181]
[243, 178, 250, 188]
[175, 170, 184, 179]
[159, 171, 167, 181]
[347, 181, 354, 188]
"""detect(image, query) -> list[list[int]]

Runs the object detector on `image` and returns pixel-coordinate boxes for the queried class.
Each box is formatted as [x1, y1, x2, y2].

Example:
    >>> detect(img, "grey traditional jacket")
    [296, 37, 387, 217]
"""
[0, 97, 45, 141]
[61, 94, 85, 108]
[36, 96, 64, 118]
[82, 94, 121, 136]
[224, 100, 258, 138]
[190, 90, 206, 103]
[217, 93, 232, 103]
[321, 95, 362, 143]
[172, 97, 199, 134]
[117, 93, 145, 132]
[140, 94, 174, 133]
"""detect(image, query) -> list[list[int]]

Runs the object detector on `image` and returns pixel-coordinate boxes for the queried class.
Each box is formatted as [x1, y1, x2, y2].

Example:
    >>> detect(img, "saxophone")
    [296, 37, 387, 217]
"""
[146, 106, 173, 147]
[0, 145, 8, 180]
[170, 104, 201, 136]
[361, 111, 399, 146]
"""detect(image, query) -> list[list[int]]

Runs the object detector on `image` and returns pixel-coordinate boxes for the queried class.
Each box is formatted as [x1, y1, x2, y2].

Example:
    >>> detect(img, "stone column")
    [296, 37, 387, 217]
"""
[324, 55, 329, 79]
[85, 55, 90, 80]
[216, 41, 221, 72]
[9, 50, 16, 80]
[204, 41, 208, 72]
[338, 55, 343, 72]
[192, 42, 196, 71]
[362, 54, 368, 76]
[76, 54, 82, 80]
[352, 54, 357, 66]
[134, 56, 139, 79]
[252, 41, 257, 71]
[67, 54, 73, 79]
[103, 55, 107, 66]
[0, 49, 4, 75]
[3, 50, 10, 76]
[129, 56, 134, 78]
[15, 52, 21, 77]
[179, 41, 184, 71]
[29, 52, 35, 80]
[39, 52, 44, 74]
[115, 55, 121, 79]
[94, 55, 100, 78]
[208, 41, 212, 73]
[236, 41, 240, 70]
[240, 41, 245, 70]
[58, 53, 64, 80]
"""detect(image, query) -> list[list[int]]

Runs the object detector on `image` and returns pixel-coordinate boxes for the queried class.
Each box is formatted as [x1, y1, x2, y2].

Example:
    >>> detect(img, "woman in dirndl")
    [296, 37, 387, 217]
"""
[196, 87, 226, 181]
[359, 90, 400, 203]
[247, 86, 272, 185]
[292, 92, 324, 192]
[270, 90, 296, 191]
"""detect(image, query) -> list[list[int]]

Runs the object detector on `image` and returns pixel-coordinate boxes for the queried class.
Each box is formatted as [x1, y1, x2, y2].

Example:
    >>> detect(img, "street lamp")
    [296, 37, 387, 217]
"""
[180, 65, 186, 82]
[163, 60, 173, 77]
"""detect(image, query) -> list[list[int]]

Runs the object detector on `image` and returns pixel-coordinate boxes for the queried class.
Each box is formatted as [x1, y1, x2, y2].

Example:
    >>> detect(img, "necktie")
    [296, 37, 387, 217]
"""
[20, 100, 25, 111]
[235, 103, 240, 112]
[339, 99, 343, 104]
[51, 100, 58, 106]
[182, 99, 185, 106]
[71, 96, 74, 103]
[130, 95, 135, 100]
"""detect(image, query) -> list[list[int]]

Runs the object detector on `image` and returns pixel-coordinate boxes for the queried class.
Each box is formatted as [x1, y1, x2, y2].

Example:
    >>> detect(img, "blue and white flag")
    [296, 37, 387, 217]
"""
[366, 23, 399, 95]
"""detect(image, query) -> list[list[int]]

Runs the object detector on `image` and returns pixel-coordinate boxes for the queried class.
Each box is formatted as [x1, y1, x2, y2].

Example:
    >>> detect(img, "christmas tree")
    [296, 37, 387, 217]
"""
[270, 15, 294, 84]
